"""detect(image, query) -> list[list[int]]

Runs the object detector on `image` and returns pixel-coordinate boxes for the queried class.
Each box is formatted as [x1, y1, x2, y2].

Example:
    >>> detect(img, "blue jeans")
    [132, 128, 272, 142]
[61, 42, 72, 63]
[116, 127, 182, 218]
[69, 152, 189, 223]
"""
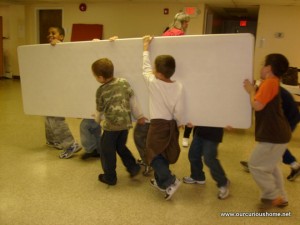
[80, 119, 101, 154]
[188, 135, 227, 187]
[151, 154, 175, 189]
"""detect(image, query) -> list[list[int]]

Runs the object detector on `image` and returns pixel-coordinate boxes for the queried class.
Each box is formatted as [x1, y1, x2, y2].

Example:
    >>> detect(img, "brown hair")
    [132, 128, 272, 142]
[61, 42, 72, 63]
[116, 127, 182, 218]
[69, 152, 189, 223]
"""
[155, 55, 176, 78]
[91, 58, 114, 79]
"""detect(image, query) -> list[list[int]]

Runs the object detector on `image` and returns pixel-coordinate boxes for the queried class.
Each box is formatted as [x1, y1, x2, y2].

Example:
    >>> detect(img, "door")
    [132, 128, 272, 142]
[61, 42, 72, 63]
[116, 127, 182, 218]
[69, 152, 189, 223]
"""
[39, 9, 62, 44]
[0, 16, 3, 77]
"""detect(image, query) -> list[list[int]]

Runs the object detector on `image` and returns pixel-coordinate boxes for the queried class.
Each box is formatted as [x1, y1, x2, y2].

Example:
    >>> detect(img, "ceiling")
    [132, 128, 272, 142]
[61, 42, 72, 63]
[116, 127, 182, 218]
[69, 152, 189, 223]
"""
[2, 0, 300, 20]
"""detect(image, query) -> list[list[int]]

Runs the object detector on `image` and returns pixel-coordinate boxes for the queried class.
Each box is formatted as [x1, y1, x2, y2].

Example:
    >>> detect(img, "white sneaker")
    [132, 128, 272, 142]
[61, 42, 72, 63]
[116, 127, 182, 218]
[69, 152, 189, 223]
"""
[218, 180, 230, 199]
[165, 178, 181, 200]
[182, 138, 189, 147]
[183, 176, 205, 184]
[150, 178, 165, 192]
[59, 142, 82, 159]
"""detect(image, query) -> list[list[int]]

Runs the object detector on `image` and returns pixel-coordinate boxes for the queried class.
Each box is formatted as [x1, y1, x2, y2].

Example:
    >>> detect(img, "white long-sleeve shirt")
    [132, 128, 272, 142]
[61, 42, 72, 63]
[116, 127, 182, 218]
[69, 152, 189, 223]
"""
[142, 51, 184, 126]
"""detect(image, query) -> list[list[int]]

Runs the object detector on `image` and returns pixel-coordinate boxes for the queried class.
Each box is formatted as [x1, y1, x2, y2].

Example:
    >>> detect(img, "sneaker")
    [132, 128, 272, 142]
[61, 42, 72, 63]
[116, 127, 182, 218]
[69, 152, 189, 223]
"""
[143, 165, 153, 176]
[260, 197, 288, 209]
[129, 165, 141, 178]
[150, 178, 165, 192]
[165, 178, 181, 200]
[240, 161, 250, 172]
[81, 149, 100, 160]
[59, 142, 82, 159]
[218, 180, 230, 199]
[183, 176, 205, 184]
[46, 141, 63, 150]
[182, 138, 189, 147]
[137, 159, 147, 166]
[287, 167, 300, 181]
[98, 174, 117, 185]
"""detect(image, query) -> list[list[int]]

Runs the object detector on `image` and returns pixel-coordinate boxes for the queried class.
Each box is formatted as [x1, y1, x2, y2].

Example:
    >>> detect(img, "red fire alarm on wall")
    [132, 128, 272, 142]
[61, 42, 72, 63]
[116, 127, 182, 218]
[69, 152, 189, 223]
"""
[79, 3, 87, 12]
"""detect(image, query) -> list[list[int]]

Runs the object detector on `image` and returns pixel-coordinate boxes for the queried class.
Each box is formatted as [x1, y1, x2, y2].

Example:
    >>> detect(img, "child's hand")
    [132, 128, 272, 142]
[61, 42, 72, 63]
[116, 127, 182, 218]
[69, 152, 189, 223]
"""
[225, 125, 233, 131]
[143, 35, 153, 51]
[50, 39, 61, 46]
[243, 79, 255, 94]
[109, 36, 118, 41]
[137, 117, 147, 125]
[186, 122, 193, 128]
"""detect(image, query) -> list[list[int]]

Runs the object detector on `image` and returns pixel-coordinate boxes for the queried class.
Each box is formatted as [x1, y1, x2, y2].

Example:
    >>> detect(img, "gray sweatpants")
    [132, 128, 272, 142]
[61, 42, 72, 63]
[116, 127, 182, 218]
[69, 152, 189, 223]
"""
[45, 116, 75, 150]
[249, 142, 288, 201]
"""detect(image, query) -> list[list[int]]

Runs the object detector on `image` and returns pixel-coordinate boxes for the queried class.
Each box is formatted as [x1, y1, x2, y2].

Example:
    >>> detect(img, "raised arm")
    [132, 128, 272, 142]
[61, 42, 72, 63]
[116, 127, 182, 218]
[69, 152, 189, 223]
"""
[142, 36, 154, 83]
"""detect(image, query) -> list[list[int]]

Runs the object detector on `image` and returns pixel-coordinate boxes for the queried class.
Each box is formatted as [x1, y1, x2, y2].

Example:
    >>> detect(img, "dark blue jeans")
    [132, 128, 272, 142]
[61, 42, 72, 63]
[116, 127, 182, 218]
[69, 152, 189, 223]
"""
[188, 135, 227, 187]
[150, 154, 175, 189]
[282, 124, 297, 165]
[100, 130, 138, 182]
[282, 149, 297, 165]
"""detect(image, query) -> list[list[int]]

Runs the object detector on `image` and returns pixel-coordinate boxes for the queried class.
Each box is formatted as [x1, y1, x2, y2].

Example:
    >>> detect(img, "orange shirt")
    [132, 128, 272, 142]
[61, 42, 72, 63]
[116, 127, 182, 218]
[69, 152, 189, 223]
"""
[255, 77, 280, 105]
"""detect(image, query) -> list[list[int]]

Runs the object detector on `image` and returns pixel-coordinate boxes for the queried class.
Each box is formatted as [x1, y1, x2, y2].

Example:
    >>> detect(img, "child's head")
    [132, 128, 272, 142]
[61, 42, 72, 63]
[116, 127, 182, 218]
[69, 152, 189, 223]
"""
[170, 12, 190, 32]
[47, 26, 65, 43]
[263, 53, 289, 78]
[154, 55, 176, 79]
[92, 58, 114, 83]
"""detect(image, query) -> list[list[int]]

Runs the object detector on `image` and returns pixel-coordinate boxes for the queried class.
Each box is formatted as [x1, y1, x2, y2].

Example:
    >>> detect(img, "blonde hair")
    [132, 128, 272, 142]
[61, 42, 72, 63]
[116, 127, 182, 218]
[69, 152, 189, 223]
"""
[169, 12, 190, 31]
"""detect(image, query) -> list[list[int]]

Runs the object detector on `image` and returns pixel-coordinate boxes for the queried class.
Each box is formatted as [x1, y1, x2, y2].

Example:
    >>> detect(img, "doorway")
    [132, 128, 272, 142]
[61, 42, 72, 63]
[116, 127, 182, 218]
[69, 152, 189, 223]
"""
[38, 9, 62, 44]
[204, 5, 259, 37]
[0, 16, 3, 77]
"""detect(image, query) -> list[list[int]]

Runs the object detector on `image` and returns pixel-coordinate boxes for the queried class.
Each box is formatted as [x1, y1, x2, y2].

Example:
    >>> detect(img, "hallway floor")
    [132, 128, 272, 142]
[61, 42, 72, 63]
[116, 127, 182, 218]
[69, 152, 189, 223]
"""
[0, 79, 299, 225]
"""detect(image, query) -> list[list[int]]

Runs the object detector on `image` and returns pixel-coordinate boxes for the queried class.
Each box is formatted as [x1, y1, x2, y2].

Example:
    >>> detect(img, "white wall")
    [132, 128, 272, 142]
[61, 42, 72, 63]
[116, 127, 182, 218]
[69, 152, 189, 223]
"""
[254, 5, 300, 82]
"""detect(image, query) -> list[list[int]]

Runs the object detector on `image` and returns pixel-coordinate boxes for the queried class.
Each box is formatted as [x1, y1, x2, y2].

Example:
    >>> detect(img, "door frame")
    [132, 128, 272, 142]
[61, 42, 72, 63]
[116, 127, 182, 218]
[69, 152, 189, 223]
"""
[35, 7, 64, 44]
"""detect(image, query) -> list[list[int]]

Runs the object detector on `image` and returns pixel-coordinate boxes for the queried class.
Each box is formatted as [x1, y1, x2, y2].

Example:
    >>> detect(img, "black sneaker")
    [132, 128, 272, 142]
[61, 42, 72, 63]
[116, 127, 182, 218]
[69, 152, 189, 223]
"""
[240, 161, 250, 172]
[287, 167, 300, 181]
[129, 165, 141, 178]
[81, 149, 100, 160]
[98, 174, 117, 185]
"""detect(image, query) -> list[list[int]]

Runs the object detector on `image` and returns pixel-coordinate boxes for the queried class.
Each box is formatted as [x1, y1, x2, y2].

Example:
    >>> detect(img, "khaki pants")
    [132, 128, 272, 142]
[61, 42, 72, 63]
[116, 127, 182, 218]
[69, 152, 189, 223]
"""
[249, 142, 288, 201]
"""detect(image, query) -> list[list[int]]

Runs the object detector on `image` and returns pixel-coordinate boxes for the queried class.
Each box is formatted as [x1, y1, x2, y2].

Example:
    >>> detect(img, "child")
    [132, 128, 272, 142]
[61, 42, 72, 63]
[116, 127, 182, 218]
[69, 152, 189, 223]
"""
[183, 126, 230, 199]
[79, 37, 119, 160]
[142, 35, 184, 200]
[45, 26, 81, 159]
[162, 12, 192, 148]
[240, 86, 300, 181]
[92, 58, 142, 185]
[243, 53, 291, 208]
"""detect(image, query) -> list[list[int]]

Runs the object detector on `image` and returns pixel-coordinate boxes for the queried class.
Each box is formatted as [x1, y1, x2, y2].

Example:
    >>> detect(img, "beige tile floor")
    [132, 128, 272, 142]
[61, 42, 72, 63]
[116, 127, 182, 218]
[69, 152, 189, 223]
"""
[0, 79, 299, 225]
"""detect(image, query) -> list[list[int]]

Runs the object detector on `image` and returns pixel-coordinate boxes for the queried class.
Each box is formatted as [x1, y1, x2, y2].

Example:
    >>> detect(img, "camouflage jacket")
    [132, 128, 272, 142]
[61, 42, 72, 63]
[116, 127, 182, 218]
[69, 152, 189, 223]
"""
[96, 77, 133, 131]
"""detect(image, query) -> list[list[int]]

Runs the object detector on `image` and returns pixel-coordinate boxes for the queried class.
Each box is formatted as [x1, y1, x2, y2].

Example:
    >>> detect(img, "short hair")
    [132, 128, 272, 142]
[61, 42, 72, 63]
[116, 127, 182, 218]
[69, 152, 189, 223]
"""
[264, 53, 289, 77]
[170, 12, 190, 30]
[50, 26, 65, 37]
[155, 55, 176, 78]
[91, 58, 114, 79]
